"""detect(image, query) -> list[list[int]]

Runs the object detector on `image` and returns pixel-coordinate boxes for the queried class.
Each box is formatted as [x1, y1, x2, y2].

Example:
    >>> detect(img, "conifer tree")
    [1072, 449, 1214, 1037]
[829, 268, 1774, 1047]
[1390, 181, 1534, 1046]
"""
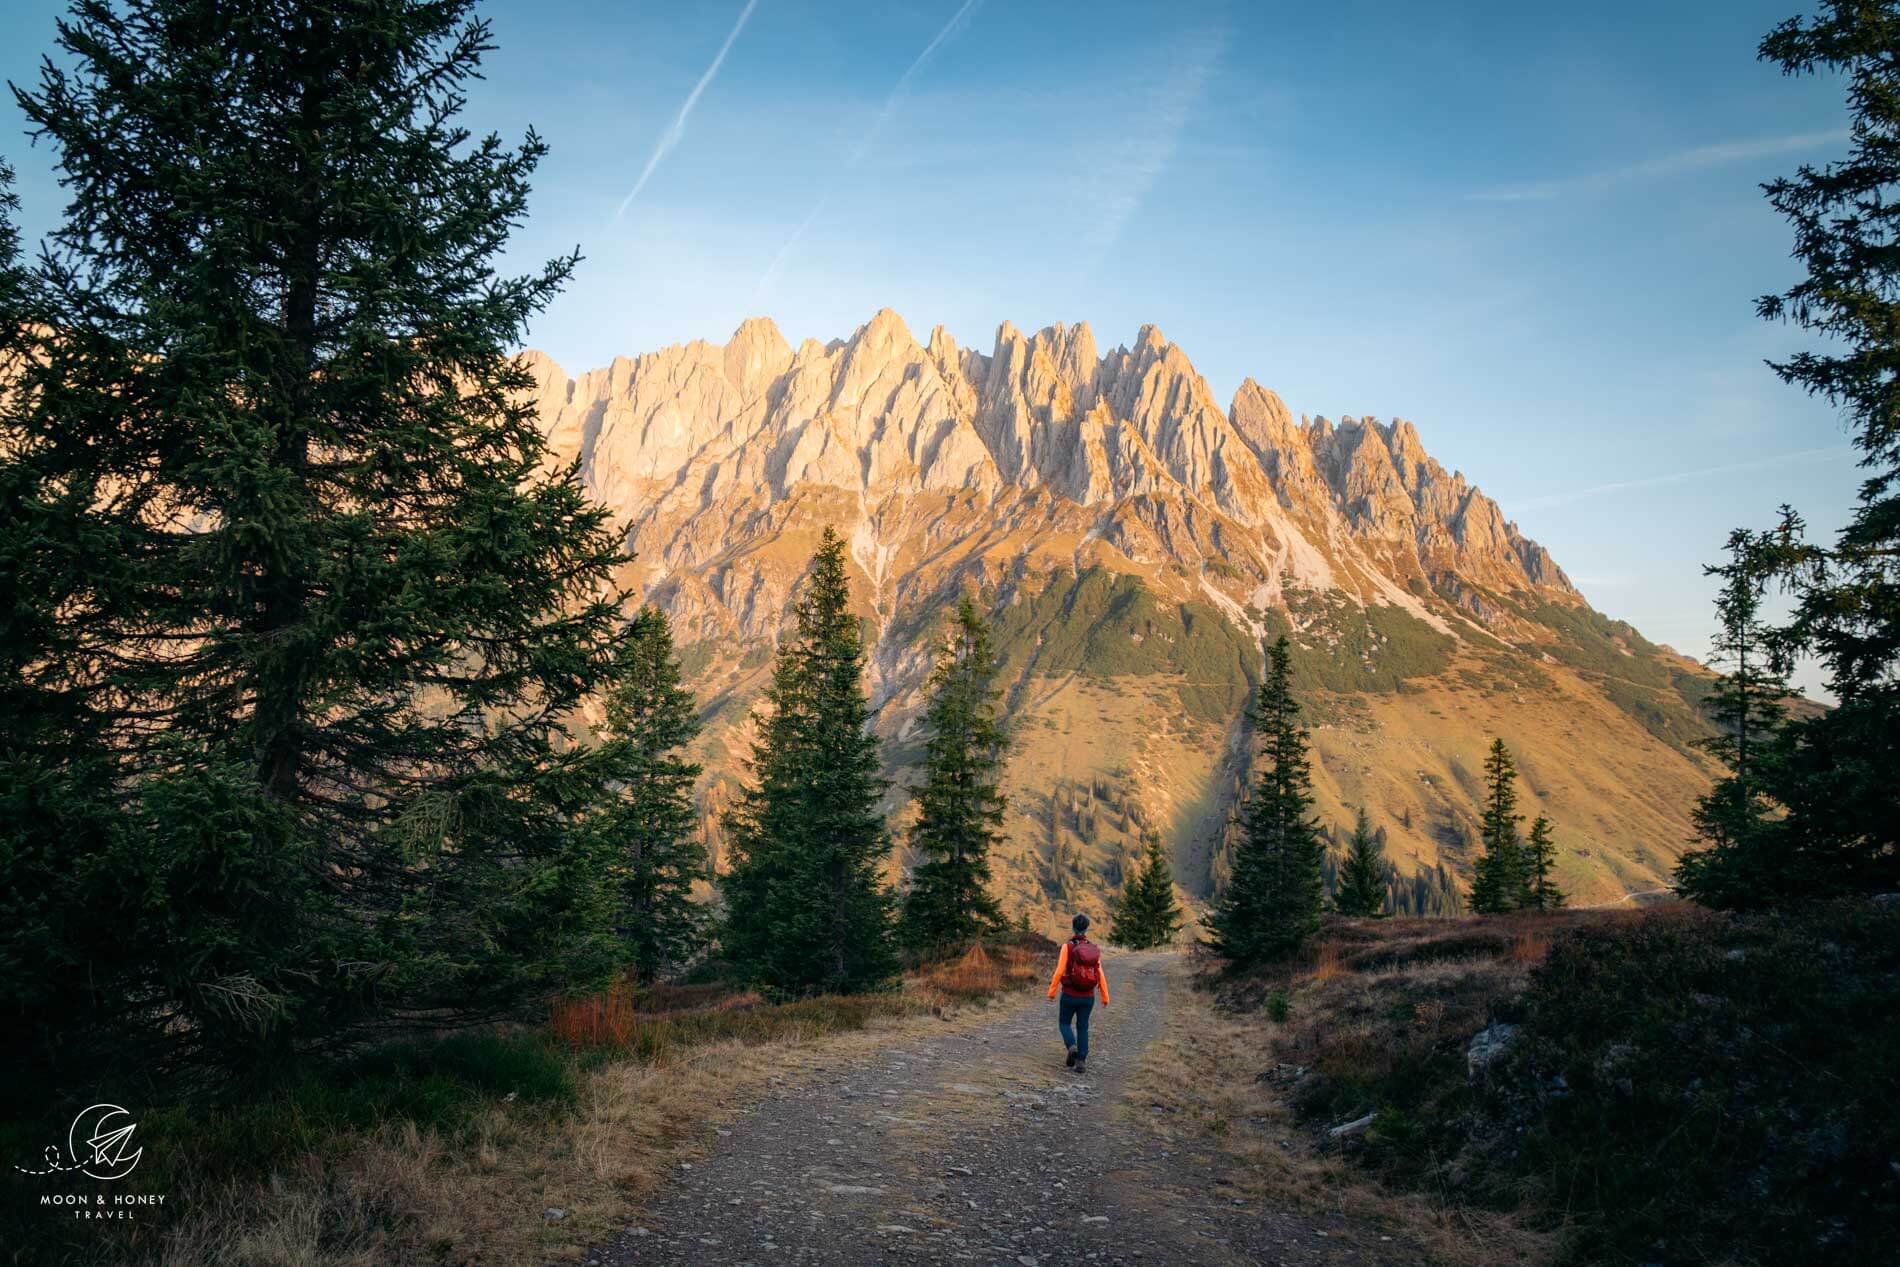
[0, 163, 135, 1099]
[1, 0, 627, 1087]
[1718, 2, 1900, 901]
[721, 528, 898, 994]
[1675, 530, 1792, 906]
[1333, 807, 1389, 917]
[902, 594, 1008, 951]
[1108, 835, 1186, 949]
[1523, 815, 1566, 910]
[1469, 739, 1526, 914]
[1210, 636, 1326, 967]
[597, 607, 706, 980]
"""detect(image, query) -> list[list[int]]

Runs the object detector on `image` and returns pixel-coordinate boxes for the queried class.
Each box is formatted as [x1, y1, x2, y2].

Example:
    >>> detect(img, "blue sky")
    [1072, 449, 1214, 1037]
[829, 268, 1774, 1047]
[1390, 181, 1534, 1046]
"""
[0, 1, 1868, 691]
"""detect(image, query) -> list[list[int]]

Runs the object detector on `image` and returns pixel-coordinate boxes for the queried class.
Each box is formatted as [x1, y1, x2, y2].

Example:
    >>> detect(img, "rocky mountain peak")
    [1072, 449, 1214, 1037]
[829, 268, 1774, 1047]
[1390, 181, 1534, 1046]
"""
[856, 306, 917, 347]
[523, 310, 1573, 606]
[515, 310, 1699, 916]
[723, 316, 792, 395]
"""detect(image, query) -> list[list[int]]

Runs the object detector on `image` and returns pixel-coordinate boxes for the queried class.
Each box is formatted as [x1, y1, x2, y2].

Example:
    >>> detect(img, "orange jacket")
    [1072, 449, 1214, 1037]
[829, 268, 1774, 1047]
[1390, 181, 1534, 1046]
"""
[1048, 938, 1110, 1003]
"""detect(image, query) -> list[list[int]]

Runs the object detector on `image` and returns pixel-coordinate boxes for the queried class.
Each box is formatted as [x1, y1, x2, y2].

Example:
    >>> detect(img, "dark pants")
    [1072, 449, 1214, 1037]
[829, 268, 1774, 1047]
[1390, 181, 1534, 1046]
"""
[1058, 992, 1095, 1060]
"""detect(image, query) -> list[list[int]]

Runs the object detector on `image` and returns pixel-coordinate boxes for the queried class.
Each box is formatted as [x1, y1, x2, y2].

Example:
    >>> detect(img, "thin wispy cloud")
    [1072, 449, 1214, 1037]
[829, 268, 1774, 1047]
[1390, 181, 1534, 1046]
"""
[1073, 28, 1224, 263]
[616, 0, 761, 221]
[758, 0, 982, 295]
[1470, 128, 1847, 203]
[861, 0, 982, 157]
[1514, 444, 1853, 512]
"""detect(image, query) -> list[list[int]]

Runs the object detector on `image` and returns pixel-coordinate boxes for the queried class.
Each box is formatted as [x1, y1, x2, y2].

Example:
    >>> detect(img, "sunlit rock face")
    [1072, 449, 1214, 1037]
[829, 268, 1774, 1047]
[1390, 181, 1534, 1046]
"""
[522, 312, 1708, 917]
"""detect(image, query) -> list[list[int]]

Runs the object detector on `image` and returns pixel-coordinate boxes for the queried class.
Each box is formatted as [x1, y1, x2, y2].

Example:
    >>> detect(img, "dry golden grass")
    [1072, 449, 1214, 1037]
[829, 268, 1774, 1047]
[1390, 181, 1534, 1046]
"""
[1506, 930, 1549, 965]
[918, 939, 1045, 1001]
[1298, 668, 1711, 903]
[978, 650, 1712, 923]
[549, 980, 770, 1048]
[141, 1037, 814, 1266]
[126, 950, 1045, 1267]
[550, 979, 641, 1048]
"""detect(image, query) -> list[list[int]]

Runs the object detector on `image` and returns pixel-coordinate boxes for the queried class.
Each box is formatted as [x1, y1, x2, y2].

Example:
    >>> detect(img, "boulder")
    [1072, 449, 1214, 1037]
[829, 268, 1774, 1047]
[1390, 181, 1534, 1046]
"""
[1467, 1022, 1522, 1080]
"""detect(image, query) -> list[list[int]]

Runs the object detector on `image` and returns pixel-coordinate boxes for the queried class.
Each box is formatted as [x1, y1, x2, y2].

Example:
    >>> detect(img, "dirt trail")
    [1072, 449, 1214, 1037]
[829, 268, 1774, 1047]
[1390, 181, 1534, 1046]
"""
[597, 952, 1422, 1267]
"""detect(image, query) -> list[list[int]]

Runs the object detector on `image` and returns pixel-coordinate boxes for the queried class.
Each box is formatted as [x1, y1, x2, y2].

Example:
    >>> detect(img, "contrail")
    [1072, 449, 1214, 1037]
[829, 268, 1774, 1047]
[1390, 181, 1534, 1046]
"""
[757, 0, 981, 294]
[1470, 128, 1847, 203]
[1074, 28, 1222, 265]
[859, 0, 981, 156]
[1513, 445, 1853, 512]
[616, 0, 761, 220]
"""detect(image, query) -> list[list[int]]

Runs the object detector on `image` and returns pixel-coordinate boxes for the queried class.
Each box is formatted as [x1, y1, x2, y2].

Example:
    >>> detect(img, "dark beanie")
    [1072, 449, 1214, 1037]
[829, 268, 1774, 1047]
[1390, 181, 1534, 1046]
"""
[1072, 913, 1090, 934]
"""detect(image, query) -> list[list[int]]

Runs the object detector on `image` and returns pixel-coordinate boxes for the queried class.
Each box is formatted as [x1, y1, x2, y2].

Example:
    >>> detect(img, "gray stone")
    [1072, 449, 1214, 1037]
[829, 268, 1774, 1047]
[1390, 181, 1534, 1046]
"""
[1467, 1022, 1522, 1079]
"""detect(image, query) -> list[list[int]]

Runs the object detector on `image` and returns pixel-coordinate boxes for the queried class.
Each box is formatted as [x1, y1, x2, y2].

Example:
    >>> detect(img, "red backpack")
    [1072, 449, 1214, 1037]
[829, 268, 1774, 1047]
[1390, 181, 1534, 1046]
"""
[1063, 937, 1101, 994]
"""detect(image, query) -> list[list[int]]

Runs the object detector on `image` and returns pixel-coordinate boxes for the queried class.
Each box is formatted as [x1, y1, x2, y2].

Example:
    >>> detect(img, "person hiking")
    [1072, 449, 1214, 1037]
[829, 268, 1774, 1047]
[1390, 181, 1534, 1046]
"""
[1048, 914, 1109, 1073]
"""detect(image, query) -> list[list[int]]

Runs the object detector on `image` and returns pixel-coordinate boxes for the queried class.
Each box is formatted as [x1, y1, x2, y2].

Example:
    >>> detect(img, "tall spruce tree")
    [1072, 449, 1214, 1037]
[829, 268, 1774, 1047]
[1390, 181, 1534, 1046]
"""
[597, 608, 706, 981]
[1210, 636, 1326, 967]
[721, 528, 898, 995]
[1333, 807, 1389, 917]
[1675, 530, 1792, 907]
[0, 0, 629, 1089]
[1679, 2, 1900, 904]
[0, 163, 137, 1100]
[901, 594, 1008, 951]
[1108, 835, 1185, 950]
[1523, 815, 1566, 910]
[1469, 739, 1526, 914]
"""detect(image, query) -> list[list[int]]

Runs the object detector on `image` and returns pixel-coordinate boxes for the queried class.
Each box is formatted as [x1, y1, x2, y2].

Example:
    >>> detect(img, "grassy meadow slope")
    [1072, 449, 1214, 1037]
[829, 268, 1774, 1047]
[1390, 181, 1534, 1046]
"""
[665, 553, 1717, 924]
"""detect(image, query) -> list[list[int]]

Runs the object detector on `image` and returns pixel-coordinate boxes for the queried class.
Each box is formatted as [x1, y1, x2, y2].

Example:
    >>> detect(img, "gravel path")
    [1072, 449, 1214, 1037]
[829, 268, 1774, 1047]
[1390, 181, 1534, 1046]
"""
[597, 951, 1421, 1267]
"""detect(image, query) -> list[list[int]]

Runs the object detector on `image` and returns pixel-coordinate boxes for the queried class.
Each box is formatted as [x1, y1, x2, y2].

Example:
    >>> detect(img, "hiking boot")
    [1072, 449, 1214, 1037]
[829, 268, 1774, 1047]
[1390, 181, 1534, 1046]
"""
[1065, 1046, 1077, 1068]
[1073, 1058, 1087, 1075]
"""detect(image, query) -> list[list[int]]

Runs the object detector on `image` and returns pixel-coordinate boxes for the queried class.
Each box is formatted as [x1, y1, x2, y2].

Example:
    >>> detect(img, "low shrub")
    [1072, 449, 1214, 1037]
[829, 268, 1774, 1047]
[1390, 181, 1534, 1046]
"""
[1221, 902, 1900, 1267]
[1480, 899, 1900, 1266]
[1265, 595, 1457, 694]
[1277, 948, 1525, 1194]
[989, 568, 1256, 723]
